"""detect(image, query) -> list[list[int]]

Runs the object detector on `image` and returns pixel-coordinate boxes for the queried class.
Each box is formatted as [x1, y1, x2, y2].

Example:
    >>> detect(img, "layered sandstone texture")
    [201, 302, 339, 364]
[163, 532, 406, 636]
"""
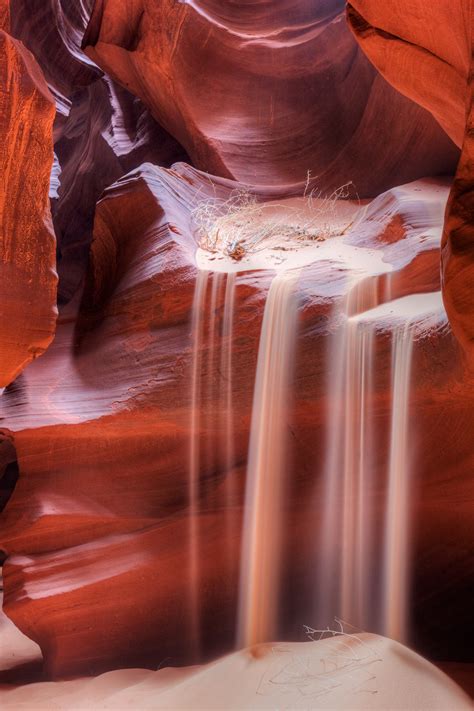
[82, 0, 458, 192]
[0, 23, 57, 387]
[1, 167, 473, 678]
[347, 0, 470, 148]
[7, 1, 187, 304]
[0, 0, 472, 688]
[347, 0, 474, 361]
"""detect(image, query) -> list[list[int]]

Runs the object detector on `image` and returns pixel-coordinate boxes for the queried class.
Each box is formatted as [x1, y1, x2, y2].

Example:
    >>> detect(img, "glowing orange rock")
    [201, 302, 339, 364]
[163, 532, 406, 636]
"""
[0, 29, 57, 387]
[347, 1, 470, 148]
[347, 1, 474, 360]
[1, 164, 471, 677]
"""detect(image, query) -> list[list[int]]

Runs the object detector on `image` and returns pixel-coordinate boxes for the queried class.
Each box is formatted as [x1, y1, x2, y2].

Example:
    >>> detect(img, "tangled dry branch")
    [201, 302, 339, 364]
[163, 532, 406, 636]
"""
[192, 177, 357, 261]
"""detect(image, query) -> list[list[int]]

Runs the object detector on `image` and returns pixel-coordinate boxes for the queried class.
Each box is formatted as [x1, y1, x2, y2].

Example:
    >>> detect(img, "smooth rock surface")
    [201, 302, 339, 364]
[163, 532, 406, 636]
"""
[1, 169, 472, 676]
[347, 0, 470, 148]
[83, 0, 458, 192]
[347, 0, 474, 368]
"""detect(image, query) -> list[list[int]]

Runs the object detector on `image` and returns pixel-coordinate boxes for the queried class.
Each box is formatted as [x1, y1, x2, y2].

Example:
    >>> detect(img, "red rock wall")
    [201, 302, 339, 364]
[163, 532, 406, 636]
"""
[0, 0, 472, 682]
[1, 163, 472, 675]
[0, 25, 57, 387]
[441, 49, 474, 360]
[83, 0, 458, 193]
[347, 0, 474, 363]
[347, 0, 470, 148]
[7, 1, 188, 304]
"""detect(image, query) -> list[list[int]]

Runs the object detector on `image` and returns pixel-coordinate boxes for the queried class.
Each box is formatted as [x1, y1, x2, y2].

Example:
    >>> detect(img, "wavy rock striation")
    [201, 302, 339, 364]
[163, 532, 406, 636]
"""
[51, 77, 188, 302]
[9, 0, 99, 121]
[347, 0, 474, 363]
[83, 0, 458, 193]
[1, 164, 472, 676]
[8, 1, 188, 303]
[0, 25, 57, 387]
[347, 0, 470, 148]
[0, 0, 472, 687]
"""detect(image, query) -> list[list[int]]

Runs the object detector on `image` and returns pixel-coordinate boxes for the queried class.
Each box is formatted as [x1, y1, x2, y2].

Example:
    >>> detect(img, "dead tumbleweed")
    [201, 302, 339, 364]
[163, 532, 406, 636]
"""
[192, 175, 358, 261]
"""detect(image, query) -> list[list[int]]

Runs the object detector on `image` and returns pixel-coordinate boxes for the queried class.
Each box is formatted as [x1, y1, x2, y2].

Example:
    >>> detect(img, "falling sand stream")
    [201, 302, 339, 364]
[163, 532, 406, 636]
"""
[383, 322, 414, 642]
[318, 281, 417, 643]
[318, 278, 381, 632]
[237, 270, 299, 648]
[189, 269, 422, 658]
[188, 269, 209, 657]
[188, 270, 237, 657]
[235, 268, 417, 648]
[191, 198, 439, 657]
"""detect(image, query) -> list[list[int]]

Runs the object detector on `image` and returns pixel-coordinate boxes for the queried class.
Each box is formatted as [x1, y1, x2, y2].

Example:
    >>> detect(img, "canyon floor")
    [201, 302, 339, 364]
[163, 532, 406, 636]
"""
[0, 600, 471, 710]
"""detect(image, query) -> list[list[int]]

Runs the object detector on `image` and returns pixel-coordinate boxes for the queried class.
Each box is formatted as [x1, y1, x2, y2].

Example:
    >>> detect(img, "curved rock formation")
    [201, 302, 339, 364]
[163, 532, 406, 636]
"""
[1, 163, 472, 676]
[347, 0, 474, 363]
[441, 83, 474, 359]
[0, 27, 57, 387]
[1, 1, 472, 691]
[347, 0, 470, 148]
[9, 0, 99, 121]
[82, 0, 458, 193]
[8, 1, 187, 304]
[52, 77, 187, 302]
[1, 164, 262, 676]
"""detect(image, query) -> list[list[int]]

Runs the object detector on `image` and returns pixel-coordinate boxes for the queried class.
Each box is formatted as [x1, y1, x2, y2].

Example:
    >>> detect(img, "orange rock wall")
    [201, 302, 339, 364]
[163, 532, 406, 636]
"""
[348, 0, 474, 363]
[0, 0, 472, 682]
[0, 26, 57, 387]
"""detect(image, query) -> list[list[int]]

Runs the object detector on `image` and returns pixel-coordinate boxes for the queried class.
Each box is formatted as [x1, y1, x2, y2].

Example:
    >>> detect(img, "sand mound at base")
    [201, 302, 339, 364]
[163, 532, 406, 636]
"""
[1, 633, 471, 710]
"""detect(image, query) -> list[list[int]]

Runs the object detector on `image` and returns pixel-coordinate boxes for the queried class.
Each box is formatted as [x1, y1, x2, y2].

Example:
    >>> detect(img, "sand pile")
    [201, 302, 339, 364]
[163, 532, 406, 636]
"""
[1, 628, 471, 710]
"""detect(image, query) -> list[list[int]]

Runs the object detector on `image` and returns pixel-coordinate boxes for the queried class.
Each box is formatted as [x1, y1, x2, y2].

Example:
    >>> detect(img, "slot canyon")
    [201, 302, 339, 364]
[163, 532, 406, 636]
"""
[0, 1, 473, 709]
